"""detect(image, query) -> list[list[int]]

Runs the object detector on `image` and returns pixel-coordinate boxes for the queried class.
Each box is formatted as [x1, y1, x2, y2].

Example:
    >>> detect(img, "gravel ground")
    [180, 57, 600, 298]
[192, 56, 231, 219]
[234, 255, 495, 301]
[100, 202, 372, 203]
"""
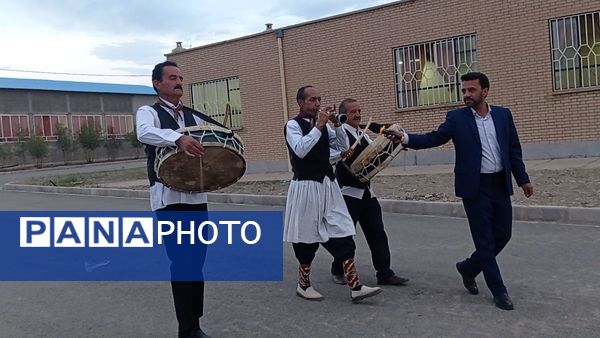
[214, 167, 600, 208]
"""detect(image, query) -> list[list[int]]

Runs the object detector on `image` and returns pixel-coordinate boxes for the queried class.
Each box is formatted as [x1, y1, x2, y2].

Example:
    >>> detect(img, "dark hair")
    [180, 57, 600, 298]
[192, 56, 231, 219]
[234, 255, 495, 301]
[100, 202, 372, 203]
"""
[460, 72, 490, 89]
[151, 61, 179, 93]
[338, 98, 357, 115]
[296, 85, 313, 102]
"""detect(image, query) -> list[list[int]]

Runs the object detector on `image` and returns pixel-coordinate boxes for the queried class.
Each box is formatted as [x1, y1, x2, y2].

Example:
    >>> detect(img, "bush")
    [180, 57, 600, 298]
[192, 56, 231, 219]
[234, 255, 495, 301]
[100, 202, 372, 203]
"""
[56, 123, 76, 164]
[0, 144, 11, 166]
[78, 124, 103, 163]
[26, 136, 50, 168]
[14, 131, 29, 164]
[104, 136, 122, 161]
[127, 127, 143, 158]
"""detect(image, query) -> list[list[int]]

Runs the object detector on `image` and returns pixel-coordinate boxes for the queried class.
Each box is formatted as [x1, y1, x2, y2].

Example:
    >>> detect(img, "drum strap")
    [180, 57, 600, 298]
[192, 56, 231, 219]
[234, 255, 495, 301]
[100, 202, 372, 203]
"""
[182, 107, 230, 130]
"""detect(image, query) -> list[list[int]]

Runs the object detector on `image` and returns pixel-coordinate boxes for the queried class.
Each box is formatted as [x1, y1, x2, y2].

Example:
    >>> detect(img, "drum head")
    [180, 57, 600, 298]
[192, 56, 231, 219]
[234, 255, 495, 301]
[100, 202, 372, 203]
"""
[157, 147, 246, 193]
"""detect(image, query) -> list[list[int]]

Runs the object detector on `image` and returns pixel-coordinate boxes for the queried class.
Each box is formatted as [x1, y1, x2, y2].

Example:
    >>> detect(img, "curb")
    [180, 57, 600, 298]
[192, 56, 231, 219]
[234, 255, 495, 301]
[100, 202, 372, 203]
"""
[3, 183, 599, 226]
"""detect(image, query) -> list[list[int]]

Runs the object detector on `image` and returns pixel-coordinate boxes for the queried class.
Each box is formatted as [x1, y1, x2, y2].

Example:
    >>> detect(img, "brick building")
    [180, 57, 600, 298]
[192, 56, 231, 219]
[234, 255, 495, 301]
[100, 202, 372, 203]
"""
[167, 0, 600, 172]
[0, 77, 155, 164]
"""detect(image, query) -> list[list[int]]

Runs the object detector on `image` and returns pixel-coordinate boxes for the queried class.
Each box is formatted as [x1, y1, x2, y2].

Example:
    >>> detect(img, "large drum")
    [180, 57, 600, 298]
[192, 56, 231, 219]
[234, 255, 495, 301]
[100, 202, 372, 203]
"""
[347, 123, 404, 183]
[155, 125, 246, 192]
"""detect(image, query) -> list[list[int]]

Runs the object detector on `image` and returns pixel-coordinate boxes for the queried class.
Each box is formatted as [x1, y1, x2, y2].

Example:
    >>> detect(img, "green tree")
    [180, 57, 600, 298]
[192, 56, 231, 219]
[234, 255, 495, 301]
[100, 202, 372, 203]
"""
[77, 124, 103, 163]
[126, 127, 143, 158]
[56, 123, 76, 164]
[104, 135, 122, 161]
[14, 130, 29, 164]
[26, 136, 50, 168]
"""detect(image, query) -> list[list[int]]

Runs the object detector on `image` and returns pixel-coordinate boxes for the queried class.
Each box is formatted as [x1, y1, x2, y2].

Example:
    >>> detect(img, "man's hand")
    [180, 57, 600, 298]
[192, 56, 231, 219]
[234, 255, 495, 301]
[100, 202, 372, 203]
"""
[316, 105, 335, 129]
[341, 148, 354, 161]
[175, 135, 205, 157]
[383, 130, 404, 144]
[521, 183, 534, 198]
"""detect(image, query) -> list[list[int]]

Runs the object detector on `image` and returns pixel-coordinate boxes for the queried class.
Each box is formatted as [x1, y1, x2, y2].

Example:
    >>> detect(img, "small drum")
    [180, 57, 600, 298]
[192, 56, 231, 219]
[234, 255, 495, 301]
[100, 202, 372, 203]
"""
[155, 125, 246, 192]
[348, 124, 404, 183]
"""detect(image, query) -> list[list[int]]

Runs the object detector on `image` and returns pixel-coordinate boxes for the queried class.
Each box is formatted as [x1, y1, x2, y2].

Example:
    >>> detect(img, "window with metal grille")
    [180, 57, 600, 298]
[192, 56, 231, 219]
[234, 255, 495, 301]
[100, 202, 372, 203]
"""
[393, 34, 478, 109]
[0, 114, 30, 143]
[190, 77, 243, 129]
[33, 115, 68, 141]
[71, 115, 103, 134]
[105, 115, 134, 137]
[550, 11, 600, 91]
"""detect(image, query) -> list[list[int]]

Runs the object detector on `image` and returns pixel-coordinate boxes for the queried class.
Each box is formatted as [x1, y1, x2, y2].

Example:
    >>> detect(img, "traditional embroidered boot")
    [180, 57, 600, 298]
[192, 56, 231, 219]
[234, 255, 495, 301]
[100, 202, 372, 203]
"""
[295, 263, 324, 301]
[342, 258, 382, 303]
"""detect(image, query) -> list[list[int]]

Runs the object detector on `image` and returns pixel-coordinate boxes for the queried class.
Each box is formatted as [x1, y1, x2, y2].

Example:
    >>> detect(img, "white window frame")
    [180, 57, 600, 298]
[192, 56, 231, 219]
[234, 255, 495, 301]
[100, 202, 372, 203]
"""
[0, 114, 30, 143]
[33, 114, 68, 141]
[105, 114, 134, 137]
[550, 11, 600, 91]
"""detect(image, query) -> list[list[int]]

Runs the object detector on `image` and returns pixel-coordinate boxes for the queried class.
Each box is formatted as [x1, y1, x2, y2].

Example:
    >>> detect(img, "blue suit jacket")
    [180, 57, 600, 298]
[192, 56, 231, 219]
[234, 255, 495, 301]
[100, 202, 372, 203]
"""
[407, 105, 530, 199]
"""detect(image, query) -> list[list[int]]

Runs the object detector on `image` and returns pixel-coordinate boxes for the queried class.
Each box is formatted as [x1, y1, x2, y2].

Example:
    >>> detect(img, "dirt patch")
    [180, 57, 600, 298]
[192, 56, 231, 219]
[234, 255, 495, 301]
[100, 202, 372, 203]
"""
[217, 168, 600, 208]
[20, 167, 600, 208]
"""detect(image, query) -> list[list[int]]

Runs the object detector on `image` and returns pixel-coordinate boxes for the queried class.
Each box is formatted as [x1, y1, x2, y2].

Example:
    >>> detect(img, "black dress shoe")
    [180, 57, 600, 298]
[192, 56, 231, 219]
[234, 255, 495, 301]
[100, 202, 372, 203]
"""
[183, 328, 213, 338]
[377, 275, 409, 286]
[331, 273, 346, 285]
[455, 262, 478, 295]
[494, 293, 514, 310]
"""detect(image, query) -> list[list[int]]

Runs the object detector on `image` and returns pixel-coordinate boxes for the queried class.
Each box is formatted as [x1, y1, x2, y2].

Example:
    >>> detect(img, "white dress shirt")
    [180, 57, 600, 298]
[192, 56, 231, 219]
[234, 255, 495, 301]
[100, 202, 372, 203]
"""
[136, 97, 208, 210]
[285, 118, 349, 164]
[471, 104, 503, 173]
[401, 103, 504, 173]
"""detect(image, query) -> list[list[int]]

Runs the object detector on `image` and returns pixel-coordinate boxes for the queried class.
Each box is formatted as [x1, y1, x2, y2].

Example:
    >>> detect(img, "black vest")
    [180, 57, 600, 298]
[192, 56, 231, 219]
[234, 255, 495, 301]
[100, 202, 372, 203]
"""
[285, 116, 334, 182]
[144, 103, 197, 186]
[335, 128, 370, 189]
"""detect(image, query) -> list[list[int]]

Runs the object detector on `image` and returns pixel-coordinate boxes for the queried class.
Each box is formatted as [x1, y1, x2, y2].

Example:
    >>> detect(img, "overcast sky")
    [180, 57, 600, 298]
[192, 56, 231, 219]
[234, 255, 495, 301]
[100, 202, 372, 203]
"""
[0, 0, 394, 86]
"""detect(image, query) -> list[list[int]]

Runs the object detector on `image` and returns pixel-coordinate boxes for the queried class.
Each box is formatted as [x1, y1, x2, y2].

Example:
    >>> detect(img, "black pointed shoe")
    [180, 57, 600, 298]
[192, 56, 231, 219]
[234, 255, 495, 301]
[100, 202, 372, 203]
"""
[377, 275, 409, 286]
[455, 262, 478, 295]
[331, 274, 346, 285]
[494, 293, 514, 310]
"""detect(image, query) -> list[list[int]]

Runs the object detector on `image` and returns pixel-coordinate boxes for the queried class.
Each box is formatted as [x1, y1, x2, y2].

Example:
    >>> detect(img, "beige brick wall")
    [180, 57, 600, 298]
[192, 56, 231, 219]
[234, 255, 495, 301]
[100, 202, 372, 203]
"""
[169, 0, 600, 163]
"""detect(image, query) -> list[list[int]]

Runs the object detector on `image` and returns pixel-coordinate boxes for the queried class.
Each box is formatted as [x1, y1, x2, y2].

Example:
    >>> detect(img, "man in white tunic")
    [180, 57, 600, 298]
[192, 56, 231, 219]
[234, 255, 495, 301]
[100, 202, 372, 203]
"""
[284, 85, 382, 303]
[137, 61, 212, 338]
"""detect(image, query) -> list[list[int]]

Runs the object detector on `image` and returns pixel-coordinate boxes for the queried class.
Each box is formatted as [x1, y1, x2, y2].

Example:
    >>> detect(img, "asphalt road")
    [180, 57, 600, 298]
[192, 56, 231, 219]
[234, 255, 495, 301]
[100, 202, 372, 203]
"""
[0, 189, 598, 337]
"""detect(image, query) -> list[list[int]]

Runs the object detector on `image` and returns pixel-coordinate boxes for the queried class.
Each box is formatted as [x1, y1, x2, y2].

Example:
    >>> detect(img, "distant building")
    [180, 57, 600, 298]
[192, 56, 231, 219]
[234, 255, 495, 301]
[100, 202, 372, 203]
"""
[0, 77, 155, 164]
[167, 0, 600, 172]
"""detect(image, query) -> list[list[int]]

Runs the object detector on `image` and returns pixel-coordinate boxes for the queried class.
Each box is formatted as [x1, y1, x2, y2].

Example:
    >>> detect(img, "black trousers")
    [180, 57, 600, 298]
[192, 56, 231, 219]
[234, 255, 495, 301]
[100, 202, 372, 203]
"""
[331, 190, 394, 280]
[157, 203, 208, 336]
[460, 172, 512, 296]
[293, 236, 356, 265]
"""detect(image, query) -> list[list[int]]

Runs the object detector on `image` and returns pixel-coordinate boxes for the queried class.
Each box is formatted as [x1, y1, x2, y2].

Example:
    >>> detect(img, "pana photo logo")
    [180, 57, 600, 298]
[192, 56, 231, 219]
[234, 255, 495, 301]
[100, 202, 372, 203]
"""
[0, 211, 282, 281]
[19, 216, 262, 248]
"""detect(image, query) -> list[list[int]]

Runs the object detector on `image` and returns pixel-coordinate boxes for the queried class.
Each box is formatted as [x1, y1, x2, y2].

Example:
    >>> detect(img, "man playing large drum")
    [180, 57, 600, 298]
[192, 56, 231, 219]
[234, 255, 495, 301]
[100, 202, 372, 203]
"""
[283, 85, 382, 303]
[136, 61, 212, 338]
[329, 98, 410, 287]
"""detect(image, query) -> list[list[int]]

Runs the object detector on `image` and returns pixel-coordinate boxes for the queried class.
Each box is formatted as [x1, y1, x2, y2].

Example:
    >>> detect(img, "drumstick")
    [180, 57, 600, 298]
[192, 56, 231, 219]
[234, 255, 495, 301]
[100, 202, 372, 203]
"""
[350, 117, 372, 150]
[223, 103, 231, 128]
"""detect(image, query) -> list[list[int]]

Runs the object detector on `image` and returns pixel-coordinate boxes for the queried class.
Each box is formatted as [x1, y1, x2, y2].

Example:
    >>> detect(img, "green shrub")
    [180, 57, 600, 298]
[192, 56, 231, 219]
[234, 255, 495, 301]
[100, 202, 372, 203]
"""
[56, 123, 76, 164]
[77, 124, 103, 163]
[104, 136, 122, 161]
[26, 136, 49, 167]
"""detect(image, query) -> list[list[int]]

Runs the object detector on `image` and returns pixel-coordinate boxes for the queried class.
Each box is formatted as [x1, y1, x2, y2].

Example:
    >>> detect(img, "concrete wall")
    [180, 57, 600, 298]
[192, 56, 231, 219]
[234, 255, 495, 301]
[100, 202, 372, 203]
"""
[0, 89, 155, 166]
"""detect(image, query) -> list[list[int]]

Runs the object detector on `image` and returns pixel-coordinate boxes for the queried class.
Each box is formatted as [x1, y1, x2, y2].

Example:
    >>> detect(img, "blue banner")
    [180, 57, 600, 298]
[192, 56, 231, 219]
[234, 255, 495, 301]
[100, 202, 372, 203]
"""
[0, 211, 283, 281]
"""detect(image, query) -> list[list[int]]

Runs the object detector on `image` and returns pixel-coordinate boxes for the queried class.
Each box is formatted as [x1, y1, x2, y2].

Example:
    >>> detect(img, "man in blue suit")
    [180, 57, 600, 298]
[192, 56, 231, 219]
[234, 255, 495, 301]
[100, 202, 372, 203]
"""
[396, 72, 534, 310]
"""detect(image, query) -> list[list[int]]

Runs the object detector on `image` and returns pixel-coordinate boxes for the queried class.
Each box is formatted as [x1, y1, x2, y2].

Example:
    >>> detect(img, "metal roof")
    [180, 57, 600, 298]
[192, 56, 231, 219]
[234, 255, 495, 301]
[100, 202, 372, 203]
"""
[0, 77, 155, 95]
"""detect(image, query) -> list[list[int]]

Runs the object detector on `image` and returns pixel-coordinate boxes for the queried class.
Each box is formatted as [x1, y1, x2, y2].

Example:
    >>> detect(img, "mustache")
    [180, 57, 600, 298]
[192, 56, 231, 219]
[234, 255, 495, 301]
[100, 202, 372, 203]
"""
[174, 85, 183, 90]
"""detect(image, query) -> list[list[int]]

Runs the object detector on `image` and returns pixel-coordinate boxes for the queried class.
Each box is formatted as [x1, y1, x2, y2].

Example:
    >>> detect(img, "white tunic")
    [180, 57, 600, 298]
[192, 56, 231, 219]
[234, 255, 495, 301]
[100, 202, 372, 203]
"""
[136, 98, 208, 211]
[283, 118, 355, 243]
